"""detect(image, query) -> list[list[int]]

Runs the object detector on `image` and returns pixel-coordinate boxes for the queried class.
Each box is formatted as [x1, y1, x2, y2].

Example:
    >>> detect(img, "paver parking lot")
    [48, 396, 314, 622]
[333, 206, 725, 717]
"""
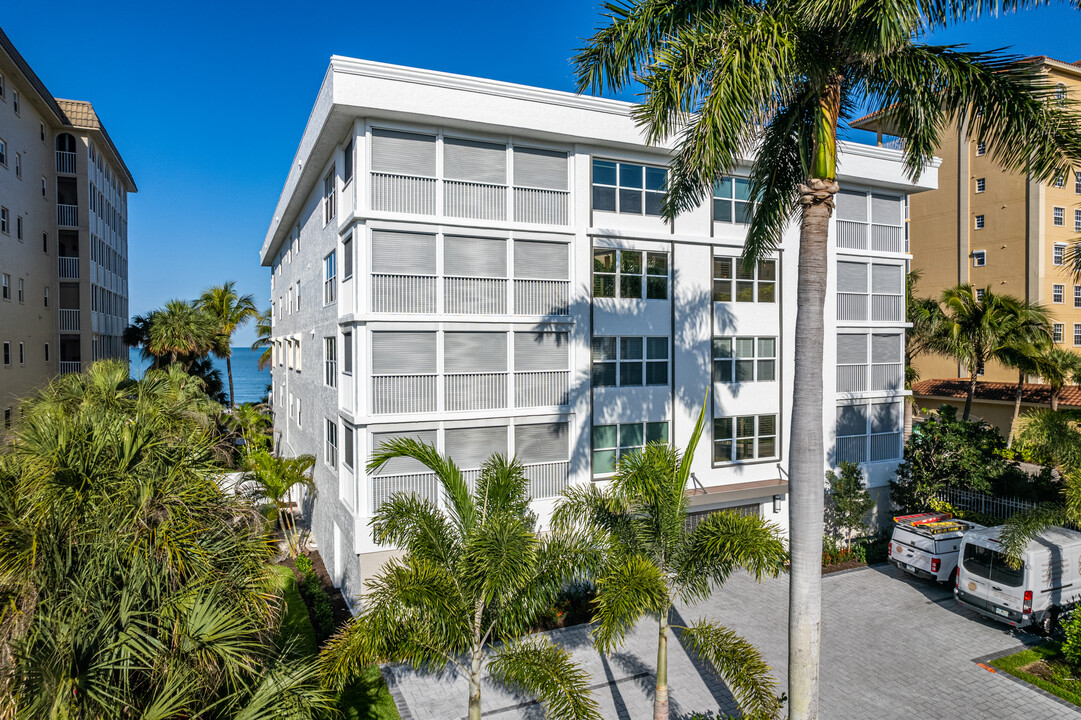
[384, 563, 1079, 719]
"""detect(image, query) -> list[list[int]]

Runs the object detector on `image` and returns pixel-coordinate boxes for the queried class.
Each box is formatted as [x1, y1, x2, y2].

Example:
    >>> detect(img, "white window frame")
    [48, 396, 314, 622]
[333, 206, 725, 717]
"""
[972, 250, 986, 267]
[975, 288, 985, 302]
[324, 336, 337, 387]
[712, 337, 777, 384]
[975, 141, 986, 156]
[1054, 244, 1067, 266]
[1054, 284, 1064, 304]
[713, 414, 779, 465]
[713, 256, 777, 303]
[1054, 206, 1065, 227]
[975, 178, 985, 193]
[1074, 324, 1081, 347]
[974, 214, 985, 230]
[592, 247, 669, 299]
[591, 421, 670, 477]
[323, 251, 336, 305]
[592, 335, 669, 387]
[1075, 209, 1081, 233]
[323, 166, 336, 225]
[1054, 323, 1064, 343]
[325, 418, 338, 469]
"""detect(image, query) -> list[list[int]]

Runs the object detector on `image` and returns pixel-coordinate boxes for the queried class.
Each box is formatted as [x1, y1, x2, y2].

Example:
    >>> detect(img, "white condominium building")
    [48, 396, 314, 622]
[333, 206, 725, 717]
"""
[260, 57, 937, 608]
[0, 26, 136, 423]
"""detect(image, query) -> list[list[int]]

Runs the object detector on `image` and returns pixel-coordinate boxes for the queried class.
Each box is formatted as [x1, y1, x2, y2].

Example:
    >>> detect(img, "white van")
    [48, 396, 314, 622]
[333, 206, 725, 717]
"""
[889, 513, 983, 583]
[955, 525, 1081, 632]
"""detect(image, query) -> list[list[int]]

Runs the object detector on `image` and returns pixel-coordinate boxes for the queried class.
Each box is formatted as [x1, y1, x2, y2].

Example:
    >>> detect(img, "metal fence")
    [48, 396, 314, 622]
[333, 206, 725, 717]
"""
[934, 488, 1036, 520]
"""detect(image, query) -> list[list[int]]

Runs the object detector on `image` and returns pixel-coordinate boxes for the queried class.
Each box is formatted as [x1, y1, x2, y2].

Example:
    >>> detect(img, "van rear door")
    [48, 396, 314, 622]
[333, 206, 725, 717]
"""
[960, 541, 994, 605]
[893, 527, 935, 574]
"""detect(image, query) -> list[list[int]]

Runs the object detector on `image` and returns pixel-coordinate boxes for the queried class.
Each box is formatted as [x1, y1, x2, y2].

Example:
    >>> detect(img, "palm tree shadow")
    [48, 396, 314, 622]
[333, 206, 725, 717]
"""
[599, 653, 634, 720]
[668, 607, 740, 718]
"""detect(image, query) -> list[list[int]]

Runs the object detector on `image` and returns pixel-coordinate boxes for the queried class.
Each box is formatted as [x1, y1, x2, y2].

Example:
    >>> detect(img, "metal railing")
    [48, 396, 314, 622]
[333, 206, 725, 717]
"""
[58, 256, 79, 279]
[933, 488, 1040, 522]
[871, 225, 904, 253]
[370, 460, 570, 513]
[444, 372, 507, 411]
[836, 365, 868, 393]
[872, 294, 904, 322]
[871, 363, 904, 391]
[524, 461, 571, 499]
[371, 471, 440, 512]
[59, 308, 80, 331]
[371, 173, 436, 215]
[56, 150, 76, 174]
[514, 279, 570, 315]
[514, 187, 569, 225]
[59, 361, 82, 375]
[836, 220, 867, 250]
[515, 370, 570, 407]
[371, 274, 437, 313]
[836, 220, 905, 253]
[835, 435, 867, 463]
[444, 180, 506, 221]
[57, 204, 78, 227]
[371, 374, 437, 414]
[837, 293, 868, 321]
[445, 276, 507, 314]
[870, 432, 902, 462]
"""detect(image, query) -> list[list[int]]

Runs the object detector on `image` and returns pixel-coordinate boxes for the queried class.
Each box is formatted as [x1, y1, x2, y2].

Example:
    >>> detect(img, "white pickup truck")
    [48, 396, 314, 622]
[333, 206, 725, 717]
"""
[889, 513, 984, 584]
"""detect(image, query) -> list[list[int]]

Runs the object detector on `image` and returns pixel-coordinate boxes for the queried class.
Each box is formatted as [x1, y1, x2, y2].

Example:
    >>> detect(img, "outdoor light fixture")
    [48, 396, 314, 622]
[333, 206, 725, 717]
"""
[773, 495, 782, 514]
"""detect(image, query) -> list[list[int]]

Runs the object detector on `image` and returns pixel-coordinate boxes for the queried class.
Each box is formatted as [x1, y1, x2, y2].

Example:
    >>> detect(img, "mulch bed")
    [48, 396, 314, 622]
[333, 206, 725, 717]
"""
[277, 548, 353, 633]
[823, 559, 866, 574]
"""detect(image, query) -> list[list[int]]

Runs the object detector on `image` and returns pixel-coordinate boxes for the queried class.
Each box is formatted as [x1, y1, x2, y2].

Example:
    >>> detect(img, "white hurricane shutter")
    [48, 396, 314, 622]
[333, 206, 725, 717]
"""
[871, 264, 904, 294]
[371, 332, 437, 374]
[515, 422, 569, 463]
[836, 261, 868, 293]
[513, 240, 568, 279]
[837, 334, 868, 364]
[444, 236, 507, 277]
[444, 138, 506, 184]
[513, 148, 568, 190]
[871, 194, 903, 225]
[444, 332, 507, 373]
[371, 129, 437, 176]
[445, 426, 509, 469]
[371, 231, 436, 275]
[372, 429, 438, 474]
[514, 332, 569, 371]
[835, 189, 868, 222]
[871, 334, 901, 363]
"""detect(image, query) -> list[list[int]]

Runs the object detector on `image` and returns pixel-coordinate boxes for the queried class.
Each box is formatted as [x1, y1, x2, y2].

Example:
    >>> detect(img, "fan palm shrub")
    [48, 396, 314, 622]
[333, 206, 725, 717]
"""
[199, 281, 259, 407]
[575, 2, 1081, 715]
[552, 407, 788, 720]
[321, 439, 602, 720]
[146, 299, 218, 369]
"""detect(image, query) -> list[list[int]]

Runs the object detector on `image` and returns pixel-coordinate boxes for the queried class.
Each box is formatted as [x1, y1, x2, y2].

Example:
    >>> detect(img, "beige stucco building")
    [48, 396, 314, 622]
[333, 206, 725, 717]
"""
[0, 26, 136, 425]
[854, 56, 1081, 383]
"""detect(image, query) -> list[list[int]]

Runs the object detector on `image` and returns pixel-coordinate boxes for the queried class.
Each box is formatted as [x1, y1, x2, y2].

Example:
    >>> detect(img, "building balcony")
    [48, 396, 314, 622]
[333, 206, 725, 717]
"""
[57, 204, 78, 228]
[58, 256, 79, 279]
[59, 360, 82, 375]
[371, 369, 570, 415]
[371, 459, 570, 512]
[56, 150, 77, 174]
[59, 308, 80, 332]
[371, 274, 570, 316]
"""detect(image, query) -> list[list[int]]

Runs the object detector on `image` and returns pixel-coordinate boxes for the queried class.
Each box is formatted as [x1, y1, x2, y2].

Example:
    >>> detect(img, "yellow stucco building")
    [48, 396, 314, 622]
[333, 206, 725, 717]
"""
[854, 56, 1081, 383]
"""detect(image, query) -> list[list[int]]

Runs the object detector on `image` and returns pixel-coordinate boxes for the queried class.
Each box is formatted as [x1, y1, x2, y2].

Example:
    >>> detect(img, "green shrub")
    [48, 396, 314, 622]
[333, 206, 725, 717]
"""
[1062, 610, 1081, 672]
[825, 462, 875, 548]
[294, 554, 337, 642]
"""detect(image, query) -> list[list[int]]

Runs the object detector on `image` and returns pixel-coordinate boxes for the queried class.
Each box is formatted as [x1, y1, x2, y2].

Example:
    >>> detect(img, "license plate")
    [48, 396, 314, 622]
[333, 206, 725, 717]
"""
[995, 607, 1010, 617]
[905, 564, 916, 572]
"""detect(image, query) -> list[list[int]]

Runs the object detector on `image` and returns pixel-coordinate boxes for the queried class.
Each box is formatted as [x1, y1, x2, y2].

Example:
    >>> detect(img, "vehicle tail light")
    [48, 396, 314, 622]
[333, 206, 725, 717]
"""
[931, 558, 941, 573]
[888, 542, 892, 557]
[1023, 591, 1033, 614]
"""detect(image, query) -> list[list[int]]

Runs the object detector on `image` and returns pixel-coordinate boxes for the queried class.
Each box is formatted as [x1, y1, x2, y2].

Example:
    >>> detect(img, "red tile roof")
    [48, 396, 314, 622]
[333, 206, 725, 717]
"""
[912, 378, 1081, 407]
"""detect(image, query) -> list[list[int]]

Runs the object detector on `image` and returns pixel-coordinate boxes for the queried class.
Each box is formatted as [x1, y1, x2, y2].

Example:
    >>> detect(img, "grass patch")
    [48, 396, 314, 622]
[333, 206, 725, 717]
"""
[269, 564, 400, 720]
[991, 643, 1081, 707]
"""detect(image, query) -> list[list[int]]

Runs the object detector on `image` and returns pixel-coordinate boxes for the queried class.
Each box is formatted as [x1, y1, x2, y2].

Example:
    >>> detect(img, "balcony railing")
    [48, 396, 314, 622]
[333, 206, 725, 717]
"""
[870, 432, 902, 461]
[514, 187, 569, 225]
[515, 370, 570, 407]
[56, 150, 76, 174]
[444, 372, 507, 411]
[59, 360, 82, 375]
[514, 279, 570, 315]
[371, 374, 437, 414]
[871, 225, 904, 253]
[871, 363, 904, 391]
[371, 460, 570, 513]
[371, 274, 437, 313]
[835, 435, 866, 464]
[836, 364, 867, 393]
[57, 204, 78, 227]
[58, 256, 79, 279]
[871, 294, 904, 322]
[836, 220, 905, 253]
[59, 308, 80, 332]
[524, 461, 571, 499]
[837, 293, 868, 322]
[371, 173, 436, 215]
[445, 276, 507, 314]
[444, 180, 506, 221]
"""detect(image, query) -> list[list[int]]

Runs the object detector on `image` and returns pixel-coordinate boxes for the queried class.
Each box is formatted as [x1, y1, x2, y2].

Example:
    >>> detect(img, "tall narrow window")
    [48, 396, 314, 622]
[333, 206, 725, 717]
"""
[1054, 323, 1064, 343]
[975, 141, 986, 156]
[342, 234, 353, 281]
[323, 166, 336, 225]
[1, 274, 8, 300]
[342, 331, 353, 375]
[44, 342, 49, 362]
[325, 419, 338, 468]
[18, 342, 23, 364]
[14, 153, 21, 178]
[974, 215, 985, 230]
[17, 278, 23, 302]
[1054, 207, 1065, 227]
[1054, 284, 1064, 304]
[1054, 244, 1067, 266]
[2, 342, 9, 365]
[343, 426, 354, 469]
[975, 178, 985, 193]
[323, 251, 336, 304]
[342, 138, 353, 184]
[324, 337, 336, 387]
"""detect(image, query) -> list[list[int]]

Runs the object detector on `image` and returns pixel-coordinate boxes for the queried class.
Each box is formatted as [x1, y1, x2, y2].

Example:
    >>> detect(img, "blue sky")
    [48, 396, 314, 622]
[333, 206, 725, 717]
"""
[2, 1, 1079, 345]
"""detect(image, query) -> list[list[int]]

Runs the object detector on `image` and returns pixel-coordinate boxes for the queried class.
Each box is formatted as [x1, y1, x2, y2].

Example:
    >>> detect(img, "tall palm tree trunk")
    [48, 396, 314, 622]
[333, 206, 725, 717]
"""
[962, 370, 978, 421]
[789, 177, 836, 720]
[1008, 370, 1024, 448]
[903, 396, 914, 440]
[655, 607, 669, 720]
[226, 354, 236, 408]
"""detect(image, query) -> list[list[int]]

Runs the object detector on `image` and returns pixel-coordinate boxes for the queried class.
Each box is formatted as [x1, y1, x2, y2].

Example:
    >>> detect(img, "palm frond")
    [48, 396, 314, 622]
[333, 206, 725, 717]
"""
[676, 511, 788, 603]
[367, 437, 476, 533]
[590, 554, 669, 654]
[677, 619, 783, 719]
[487, 636, 602, 720]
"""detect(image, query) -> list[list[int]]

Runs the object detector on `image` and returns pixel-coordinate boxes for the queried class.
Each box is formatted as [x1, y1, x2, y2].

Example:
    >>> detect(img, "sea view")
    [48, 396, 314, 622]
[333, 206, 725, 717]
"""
[129, 347, 270, 405]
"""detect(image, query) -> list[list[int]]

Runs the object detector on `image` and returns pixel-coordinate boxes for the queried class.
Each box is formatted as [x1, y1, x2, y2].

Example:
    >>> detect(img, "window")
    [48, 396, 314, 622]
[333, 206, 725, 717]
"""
[0, 75, 4, 99]
[39, 122, 44, 143]
[1074, 324, 1081, 347]
[42, 233, 47, 253]
[593, 248, 669, 299]
[975, 288, 985, 302]
[41, 177, 46, 198]
[43, 286, 48, 307]
[16, 217, 21, 240]
[1075, 209, 1081, 233]
[713, 257, 776, 302]
[1054, 174, 1066, 188]
[342, 331, 353, 375]
[44, 343, 49, 362]
[14, 153, 21, 179]
[713, 337, 777, 383]
[1056, 83, 1068, 107]
[325, 419, 338, 468]
[1055, 244, 1067, 266]
[972, 250, 986, 267]
[1, 207, 8, 234]
[323, 167, 336, 225]
[1054, 323, 1064, 343]
[296, 398, 302, 427]
[295, 281, 301, 311]
[0, 139, 5, 166]
[16, 278, 23, 303]
[343, 425, 354, 470]
[714, 414, 777, 463]
[342, 138, 353, 184]
[11, 91, 17, 114]
[592, 159, 667, 215]
[592, 422, 669, 475]
[713, 176, 756, 223]
[2, 342, 8, 365]
[975, 178, 985, 193]
[18, 342, 23, 364]
[1075, 286, 1081, 309]
[975, 141, 986, 156]
[592, 336, 669, 386]
[324, 337, 336, 387]
[974, 214, 985, 230]
[1076, 171, 1081, 195]
[1054, 284, 1064, 304]
[836, 400, 902, 463]
[1054, 207, 1065, 227]
[1, 274, 8, 300]
[342, 234, 353, 281]
[323, 251, 336, 304]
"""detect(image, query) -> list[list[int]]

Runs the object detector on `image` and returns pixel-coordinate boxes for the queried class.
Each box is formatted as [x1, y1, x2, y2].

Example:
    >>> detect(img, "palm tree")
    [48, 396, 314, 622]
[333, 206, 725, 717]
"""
[251, 308, 274, 371]
[904, 271, 943, 437]
[146, 299, 217, 369]
[998, 338, 1051, 448]
[232, 402, 273, 459]
[1037, 347, 1081, 411]
[933, 285, 1052, 421]
[552, 406, 788, 720]
[574, 3, 1081, 715]
[243, 450, 315, 557]
[321, 440, 602, 720]
[199, 282, 259, 407]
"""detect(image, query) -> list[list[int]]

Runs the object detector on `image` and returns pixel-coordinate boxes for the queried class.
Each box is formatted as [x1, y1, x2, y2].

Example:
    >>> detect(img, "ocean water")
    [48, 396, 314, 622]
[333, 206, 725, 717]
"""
[129, 347, 271, 404]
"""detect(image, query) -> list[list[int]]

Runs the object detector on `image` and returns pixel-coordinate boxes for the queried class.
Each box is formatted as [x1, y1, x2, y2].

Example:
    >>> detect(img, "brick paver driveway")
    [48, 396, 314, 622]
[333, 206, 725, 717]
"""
[384, 563, 1078, 719]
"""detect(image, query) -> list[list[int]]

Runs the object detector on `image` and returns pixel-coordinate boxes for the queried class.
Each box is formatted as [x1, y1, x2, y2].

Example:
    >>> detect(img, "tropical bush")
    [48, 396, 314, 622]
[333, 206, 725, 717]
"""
[1062, 609, 1081, 672]
[0, 361, 330, 718]
[295, 554, 336, 643]
[1014, 409, 1081, 473]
